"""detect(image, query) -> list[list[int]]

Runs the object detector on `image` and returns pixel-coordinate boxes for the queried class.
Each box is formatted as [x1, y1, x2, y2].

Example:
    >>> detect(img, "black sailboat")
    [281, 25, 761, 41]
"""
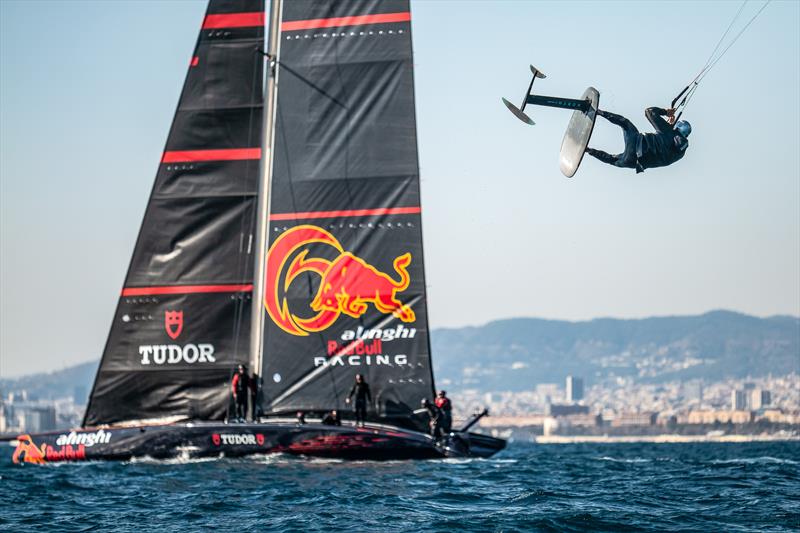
[11, 0, 504, 464]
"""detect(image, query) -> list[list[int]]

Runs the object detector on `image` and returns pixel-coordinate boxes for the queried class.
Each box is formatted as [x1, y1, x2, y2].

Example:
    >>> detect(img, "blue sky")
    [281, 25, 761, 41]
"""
[1, 0, 798, 376]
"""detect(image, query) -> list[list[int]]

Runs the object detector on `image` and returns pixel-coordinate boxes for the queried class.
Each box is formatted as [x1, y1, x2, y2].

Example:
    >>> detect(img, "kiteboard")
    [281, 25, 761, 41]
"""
[559, 86, 599, 178]
[502, 66, 599, 178]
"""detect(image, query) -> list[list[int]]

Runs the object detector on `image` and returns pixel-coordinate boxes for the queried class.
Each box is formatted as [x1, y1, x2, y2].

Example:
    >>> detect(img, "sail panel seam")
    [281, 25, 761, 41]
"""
[162, 148, 262, 163]
[281, 12, 410, 32]
[269, 206, 421, 221]
[121, 284, 253, 296]
[202, 12, 265, 29]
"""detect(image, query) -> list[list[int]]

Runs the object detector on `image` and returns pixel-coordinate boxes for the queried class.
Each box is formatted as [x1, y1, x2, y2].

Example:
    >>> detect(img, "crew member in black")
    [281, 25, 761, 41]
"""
[435, 390, 453, 434]
[346, 374, 371, 427]
[586, 107, 691, 173]
[231, 364, 252, 422]
[321, 410, 341, 426]
[421, 399, 441, 439]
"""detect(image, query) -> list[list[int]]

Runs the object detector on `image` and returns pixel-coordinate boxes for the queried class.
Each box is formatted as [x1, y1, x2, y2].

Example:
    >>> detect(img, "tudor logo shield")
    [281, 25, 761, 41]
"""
[165, 311, 183, 340]
[256, 433, 265, 446]
[212, 433, 221, 446]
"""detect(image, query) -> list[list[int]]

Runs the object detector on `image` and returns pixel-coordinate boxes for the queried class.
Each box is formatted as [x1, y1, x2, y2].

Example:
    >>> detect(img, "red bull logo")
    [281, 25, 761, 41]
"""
[11, 434, 91, 464]
[265, 225, 416, 336]
[12, 434, 46, 464]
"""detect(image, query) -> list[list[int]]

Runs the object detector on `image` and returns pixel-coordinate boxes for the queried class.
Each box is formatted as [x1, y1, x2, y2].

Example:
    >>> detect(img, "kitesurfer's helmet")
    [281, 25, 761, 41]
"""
[675, 120, 691, 138]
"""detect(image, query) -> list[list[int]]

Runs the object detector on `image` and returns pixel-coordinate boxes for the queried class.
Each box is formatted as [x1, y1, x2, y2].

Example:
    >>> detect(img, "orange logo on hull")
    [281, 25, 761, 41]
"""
[12, 434, 46, 464]
[265, 225, 416, 336]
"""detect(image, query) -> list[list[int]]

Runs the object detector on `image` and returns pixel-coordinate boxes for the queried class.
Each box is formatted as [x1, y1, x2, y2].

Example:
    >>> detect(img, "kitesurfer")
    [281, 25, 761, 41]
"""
[346, 374, 372, 427]
[435, 390, 453, 434]
[421, 399, 442, 438]
[231, 364, 252, 422]
[586, 107, 691, 173]
[321, 410, 341, 426]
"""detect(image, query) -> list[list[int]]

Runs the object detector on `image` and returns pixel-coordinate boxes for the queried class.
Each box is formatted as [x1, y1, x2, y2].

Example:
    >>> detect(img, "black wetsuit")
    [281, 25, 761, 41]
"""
[231, 372, 251, 421]
[587, 107, 689, 173]
[321, 412, 341, 426]
[348, 381, 372, 426]
[435, 397, 453, 434]
[422, 401, 441, 438]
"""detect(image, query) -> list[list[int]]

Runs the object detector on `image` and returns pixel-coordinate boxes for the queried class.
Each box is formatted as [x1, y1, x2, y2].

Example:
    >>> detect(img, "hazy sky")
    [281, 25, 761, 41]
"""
[1, 0, 798, 377]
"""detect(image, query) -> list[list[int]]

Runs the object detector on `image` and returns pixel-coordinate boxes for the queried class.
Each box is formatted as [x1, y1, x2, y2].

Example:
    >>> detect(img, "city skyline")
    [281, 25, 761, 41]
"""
[2, 1, 799, 377]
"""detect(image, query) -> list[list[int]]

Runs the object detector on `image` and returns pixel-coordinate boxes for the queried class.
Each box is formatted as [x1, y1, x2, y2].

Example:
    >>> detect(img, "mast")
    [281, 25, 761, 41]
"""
[249, 0, 283, 382]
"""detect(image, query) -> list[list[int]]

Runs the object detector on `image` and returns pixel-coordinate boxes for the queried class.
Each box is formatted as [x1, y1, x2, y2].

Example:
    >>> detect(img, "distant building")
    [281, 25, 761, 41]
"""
[686, 410, 753, 425]
[611, 412, 657, 427]
[536, 383, 560, 398]
[750, 389, 771, 410]
[563, 413, 601, 427]
[11, 405, 57, 433]
[566, 376, 584, 403]
[731, 389, 748, 410]
[758, 409, 800, 424]
[546, 403, 589, 417]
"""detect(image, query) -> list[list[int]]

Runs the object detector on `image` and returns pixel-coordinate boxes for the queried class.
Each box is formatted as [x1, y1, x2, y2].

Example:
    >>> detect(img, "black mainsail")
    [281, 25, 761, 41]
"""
[259, 0, 435, 432]
[84, 0, 265, 426]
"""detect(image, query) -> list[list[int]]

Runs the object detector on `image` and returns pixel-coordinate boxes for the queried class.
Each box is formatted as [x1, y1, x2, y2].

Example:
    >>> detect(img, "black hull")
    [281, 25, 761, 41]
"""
[11, 422, 505, 464]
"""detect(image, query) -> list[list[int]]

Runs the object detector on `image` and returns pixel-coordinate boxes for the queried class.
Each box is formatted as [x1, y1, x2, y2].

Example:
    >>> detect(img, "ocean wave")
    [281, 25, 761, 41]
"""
[709, 456, 799, 465]
[597, 456, 651, 463]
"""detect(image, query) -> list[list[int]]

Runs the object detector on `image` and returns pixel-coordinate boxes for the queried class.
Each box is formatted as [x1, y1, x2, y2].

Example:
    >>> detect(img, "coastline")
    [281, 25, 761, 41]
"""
[533, 434, 800, 444]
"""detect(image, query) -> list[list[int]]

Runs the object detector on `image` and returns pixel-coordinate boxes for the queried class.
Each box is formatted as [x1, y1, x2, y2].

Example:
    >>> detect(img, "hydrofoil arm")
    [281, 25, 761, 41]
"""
[526, 94, 591, 112]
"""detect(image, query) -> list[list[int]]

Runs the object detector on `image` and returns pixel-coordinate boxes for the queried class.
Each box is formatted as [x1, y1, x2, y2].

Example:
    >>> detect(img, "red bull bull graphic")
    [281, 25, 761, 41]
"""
[11, 432, 104, 464]
[265, 225, 416, 336]
[11, 434, 46, 464]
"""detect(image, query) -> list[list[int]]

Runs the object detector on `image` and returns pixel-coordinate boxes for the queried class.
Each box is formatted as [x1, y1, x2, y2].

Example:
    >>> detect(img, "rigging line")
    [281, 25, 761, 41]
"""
[695, 0, 771, 85]
[674, 0, 746, 108]
[695, 0, 749, 82]
[676, 0, 771, 113]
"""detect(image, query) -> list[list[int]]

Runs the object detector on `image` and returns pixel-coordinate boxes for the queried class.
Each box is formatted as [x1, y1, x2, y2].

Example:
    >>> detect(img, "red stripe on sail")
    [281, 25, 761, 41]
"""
[122, 284, 253, 296]
[202, 12, 265, 29]
[161, 148, 261, 163]
[281, 12, 411, 32]
[269, 206, 421, 221]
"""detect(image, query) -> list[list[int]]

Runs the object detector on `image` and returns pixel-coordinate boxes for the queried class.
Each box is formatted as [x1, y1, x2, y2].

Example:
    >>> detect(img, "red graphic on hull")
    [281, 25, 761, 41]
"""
[12, 435, 46, 464]
[12, 434, 88, 464]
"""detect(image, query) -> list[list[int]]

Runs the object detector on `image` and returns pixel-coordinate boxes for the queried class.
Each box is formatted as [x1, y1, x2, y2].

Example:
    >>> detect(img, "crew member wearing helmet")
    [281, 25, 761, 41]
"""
[434, 391, 453, 434]
[586, 107, 691, 173]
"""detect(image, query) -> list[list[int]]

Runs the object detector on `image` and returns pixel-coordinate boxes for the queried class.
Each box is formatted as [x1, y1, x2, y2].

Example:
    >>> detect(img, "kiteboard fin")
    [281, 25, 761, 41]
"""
[502, 65, 546, 125]
[530, 65, 546, 79]
[502, 97, 535, 125]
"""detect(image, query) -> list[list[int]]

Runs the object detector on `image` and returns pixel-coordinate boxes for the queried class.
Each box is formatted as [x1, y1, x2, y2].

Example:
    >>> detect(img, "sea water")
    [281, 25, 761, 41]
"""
[1, 441, 797, 531]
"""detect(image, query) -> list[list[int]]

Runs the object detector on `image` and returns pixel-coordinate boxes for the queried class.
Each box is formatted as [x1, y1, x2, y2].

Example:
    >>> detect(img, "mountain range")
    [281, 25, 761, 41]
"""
[1, 311, 797, 399]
